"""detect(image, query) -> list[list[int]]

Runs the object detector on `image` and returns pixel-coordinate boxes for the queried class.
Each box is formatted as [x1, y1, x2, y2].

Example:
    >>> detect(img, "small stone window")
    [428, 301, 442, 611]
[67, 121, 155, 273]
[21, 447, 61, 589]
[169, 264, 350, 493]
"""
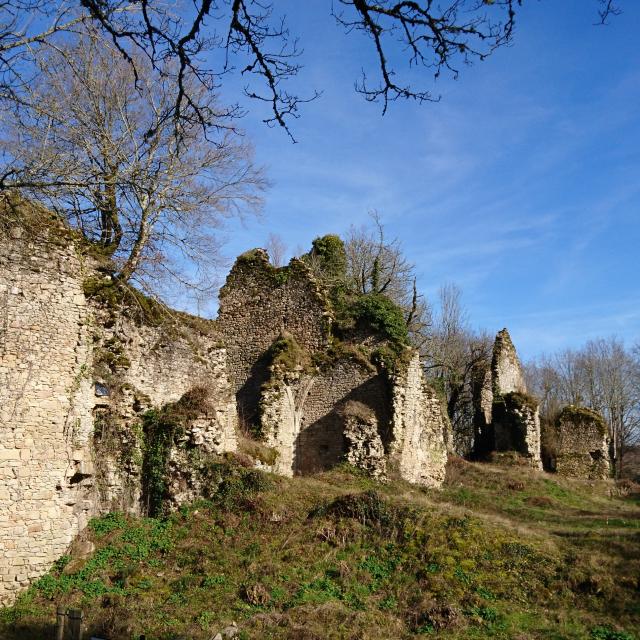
[95, 382, 110, 397]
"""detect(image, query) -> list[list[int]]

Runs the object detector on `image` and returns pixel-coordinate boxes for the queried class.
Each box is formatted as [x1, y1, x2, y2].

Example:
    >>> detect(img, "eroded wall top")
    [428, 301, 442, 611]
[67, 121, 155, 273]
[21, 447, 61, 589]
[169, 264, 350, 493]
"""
[492, 328, 527, 396]
[217, 249, 332, 423]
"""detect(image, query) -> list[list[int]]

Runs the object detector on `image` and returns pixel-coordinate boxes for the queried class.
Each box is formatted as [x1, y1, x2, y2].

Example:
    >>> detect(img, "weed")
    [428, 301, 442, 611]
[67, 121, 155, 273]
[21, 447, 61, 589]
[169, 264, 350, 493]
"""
[590, 627, 636, 640]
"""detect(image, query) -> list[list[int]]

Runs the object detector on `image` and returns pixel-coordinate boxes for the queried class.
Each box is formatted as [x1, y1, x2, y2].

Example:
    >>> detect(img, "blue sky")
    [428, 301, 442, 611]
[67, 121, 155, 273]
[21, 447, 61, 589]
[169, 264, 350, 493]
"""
[213, 1, 639, 360]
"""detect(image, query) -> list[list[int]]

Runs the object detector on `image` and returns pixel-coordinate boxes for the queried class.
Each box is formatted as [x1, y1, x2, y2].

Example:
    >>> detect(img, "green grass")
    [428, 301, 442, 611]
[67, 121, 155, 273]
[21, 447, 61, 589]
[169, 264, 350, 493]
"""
[1, 458, 638, 639]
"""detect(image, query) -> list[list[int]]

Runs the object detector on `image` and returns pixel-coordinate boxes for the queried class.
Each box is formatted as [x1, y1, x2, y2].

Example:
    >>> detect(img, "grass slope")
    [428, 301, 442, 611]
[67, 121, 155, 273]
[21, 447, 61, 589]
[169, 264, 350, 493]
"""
[1, 457, 639, 640]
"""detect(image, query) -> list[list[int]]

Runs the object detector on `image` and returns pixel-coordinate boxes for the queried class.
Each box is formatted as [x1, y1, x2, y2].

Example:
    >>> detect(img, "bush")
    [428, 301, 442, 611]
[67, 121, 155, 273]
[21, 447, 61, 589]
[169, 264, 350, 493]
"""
[353, 293, 408, 348]
[306, 234, 347, 281]
[198, 461, 271, 509]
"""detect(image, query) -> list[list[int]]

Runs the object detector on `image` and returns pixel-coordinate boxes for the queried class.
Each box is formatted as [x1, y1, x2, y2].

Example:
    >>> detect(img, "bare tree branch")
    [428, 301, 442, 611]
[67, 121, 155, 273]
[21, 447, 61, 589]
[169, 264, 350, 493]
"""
[0, 28, 267, 303]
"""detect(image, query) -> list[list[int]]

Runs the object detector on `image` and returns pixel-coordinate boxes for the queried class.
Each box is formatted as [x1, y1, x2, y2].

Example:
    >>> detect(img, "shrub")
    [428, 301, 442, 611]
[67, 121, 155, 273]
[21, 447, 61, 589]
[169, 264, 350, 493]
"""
[306, 234, 347, 282]
[198, 461, 271, 509]
[352, 293, 408, 348]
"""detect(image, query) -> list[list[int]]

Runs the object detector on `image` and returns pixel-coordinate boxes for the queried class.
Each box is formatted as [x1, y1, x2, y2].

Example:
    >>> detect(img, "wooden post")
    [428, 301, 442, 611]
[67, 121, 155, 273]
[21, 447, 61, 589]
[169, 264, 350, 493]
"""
[68, 608, 83, 640]
[55, 606, 66, 640]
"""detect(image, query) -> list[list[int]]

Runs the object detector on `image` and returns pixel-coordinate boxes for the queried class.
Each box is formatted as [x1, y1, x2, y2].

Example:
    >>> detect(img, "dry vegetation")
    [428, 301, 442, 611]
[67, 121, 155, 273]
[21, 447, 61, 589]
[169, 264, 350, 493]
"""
[1, 458, 638, 639]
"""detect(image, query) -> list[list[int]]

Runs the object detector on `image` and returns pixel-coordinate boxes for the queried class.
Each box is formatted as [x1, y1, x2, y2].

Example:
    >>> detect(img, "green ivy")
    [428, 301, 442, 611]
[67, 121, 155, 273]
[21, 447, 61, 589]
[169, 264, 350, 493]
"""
[307, 234, 347, 281]
[141, 409, 179, 518]
[352, 293, 409, 349]
[140, 388, 210, 517]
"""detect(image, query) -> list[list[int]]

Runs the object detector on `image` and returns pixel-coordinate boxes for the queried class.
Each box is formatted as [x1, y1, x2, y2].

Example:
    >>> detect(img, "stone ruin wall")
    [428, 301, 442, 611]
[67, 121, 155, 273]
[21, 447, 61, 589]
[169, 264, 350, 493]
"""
[90, 307, 237, 513]
[390, 353, 448, 488]
[471, 363, 494, 456]
[552, 406, 611, 479]
[491, 329, 527, 397]
[471, 329, 615, 478]
[0, 226, 237, 605]
[218, 249, 448, 487]
[2, 220, 618, 607]
[471, 328, 542, 467]
[492, 394, 542, 467]
[0, 227, 96, 606]
[294, 360, 391, 475]
[217, 250, 331, 426]
[259, 352, 448, 487]
[259, 358, 391, 477]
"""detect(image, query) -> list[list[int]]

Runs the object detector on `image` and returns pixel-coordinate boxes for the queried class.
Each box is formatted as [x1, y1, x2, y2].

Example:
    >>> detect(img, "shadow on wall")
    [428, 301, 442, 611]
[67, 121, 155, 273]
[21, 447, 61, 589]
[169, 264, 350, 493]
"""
[237, 352, 272, 428]
[293, 374, 391, 475]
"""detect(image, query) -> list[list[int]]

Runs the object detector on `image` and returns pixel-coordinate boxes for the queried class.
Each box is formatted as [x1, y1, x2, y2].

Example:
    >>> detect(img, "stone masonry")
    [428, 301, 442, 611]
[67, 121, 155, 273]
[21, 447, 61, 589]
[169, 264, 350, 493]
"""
[259, 353, 391, 477]
[217, 249, 331, 426]
[342, 401, 387, 480]
[472, 328, 542, 467]
[551, 405, 611, 479]
[492, 328, 527, 396]
[0, 223, 96, 605]
[218, 251, 449, 488]
[0, 209, 237, 605]
[389, 353, 448, 487]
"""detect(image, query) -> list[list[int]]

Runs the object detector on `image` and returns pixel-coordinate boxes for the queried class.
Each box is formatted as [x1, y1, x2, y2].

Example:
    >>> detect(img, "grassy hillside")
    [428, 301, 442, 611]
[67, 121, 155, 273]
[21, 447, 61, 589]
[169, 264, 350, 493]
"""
[1, 456, 639, 639]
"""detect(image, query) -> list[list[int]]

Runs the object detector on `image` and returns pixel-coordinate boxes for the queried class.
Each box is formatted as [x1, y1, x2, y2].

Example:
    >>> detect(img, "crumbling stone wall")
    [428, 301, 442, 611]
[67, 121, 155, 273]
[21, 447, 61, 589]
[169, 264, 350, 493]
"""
[90, 315, 237, 513]
[469, 328, 542, 467]
[294, 358, 391, 475]
[390, 353, 448, 487]
[492, 392, 542, 467]
[492, 329, 526, 396]
[218, 250, 331, 425]
[0, 224, 96, 606]
[342, 401, 386, 480]
[259, 368, 315, 477]
[471, 362, 494, 456]
[551, 406, 611, 479]
[0, 217, 237, 605]
[258, 349, 447, 486]
[259, 352, 390, 476]
[221, 250, 448, 487]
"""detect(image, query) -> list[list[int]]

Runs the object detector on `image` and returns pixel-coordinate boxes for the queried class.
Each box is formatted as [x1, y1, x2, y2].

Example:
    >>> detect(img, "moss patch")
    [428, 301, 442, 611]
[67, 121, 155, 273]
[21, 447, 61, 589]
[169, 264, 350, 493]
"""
[497, 391, 539, 413]
[559, 405, 609, 437]
[238, 438, 280, 467]
[265, 332, 313, 375]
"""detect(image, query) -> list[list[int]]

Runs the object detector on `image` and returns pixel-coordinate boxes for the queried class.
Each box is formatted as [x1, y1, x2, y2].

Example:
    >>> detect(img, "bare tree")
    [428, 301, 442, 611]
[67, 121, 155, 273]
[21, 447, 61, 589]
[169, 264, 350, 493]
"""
[0, 1, 622, 139]
[423, 283, 492, 454]
[265, 233, 288, 267]
[527, 337, 640, 476]
[0, 29, 266, 299]
[344, 211, 432, 350]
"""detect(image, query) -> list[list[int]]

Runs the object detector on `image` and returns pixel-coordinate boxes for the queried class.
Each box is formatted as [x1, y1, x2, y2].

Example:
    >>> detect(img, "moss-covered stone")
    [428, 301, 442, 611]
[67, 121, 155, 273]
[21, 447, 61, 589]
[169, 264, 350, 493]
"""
[141, 387, 213, 516]
[266, 332, 313, 374]
[352, 293, 409, 349]
[499, 391, 539, 413]
[558, 405, 608, 437]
